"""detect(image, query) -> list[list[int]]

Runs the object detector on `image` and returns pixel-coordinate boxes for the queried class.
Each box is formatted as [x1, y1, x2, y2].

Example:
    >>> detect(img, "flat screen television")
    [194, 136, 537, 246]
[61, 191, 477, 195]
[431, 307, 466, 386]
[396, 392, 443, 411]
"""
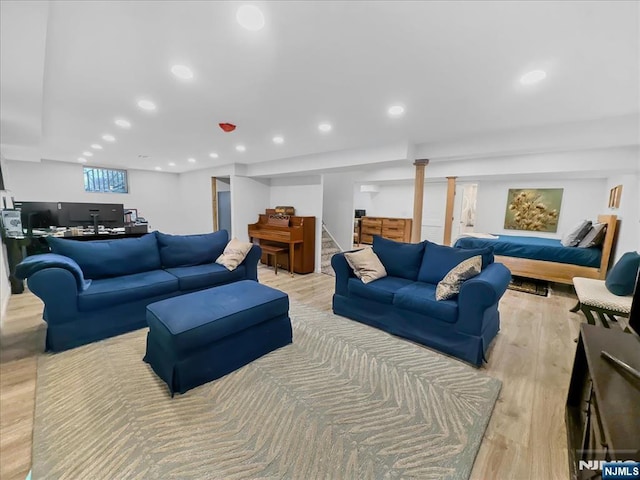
[14, 201, 61, 229]
[62, 202, 125, 229]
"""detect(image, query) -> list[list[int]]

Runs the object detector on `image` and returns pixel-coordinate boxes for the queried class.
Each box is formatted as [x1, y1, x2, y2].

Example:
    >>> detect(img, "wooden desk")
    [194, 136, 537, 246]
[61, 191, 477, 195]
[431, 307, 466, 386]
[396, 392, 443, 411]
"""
[565, 324, 640, 479]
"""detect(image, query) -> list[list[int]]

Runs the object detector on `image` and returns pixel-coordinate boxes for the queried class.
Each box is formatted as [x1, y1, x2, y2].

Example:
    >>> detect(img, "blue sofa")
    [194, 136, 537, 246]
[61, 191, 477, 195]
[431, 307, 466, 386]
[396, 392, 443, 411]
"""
[15, 230, 261, 352]
[331, 236, 511, 366]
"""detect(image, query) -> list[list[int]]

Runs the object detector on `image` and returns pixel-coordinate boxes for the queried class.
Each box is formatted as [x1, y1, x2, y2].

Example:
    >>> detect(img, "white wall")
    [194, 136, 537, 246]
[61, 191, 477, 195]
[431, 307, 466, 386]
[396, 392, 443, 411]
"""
[230, 176, 270, 242]
[269, 176, 323, 272]
[5, 159, 184, 233]
[322, 172, 355, 251]
[354, 181, 448, 243]
[605, 173, 640, 263]
[474, 177, 607, 238]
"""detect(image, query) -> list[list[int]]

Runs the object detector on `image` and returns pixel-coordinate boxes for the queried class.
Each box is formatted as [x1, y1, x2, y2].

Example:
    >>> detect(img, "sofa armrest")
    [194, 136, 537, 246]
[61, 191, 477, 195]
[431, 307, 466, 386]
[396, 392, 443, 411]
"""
[242, 244, 262, 281]
[15, 253, 90, 291]
[457, 262, 511, 335]
[27, 268, 80, 324]
[331, 251, 358, 296]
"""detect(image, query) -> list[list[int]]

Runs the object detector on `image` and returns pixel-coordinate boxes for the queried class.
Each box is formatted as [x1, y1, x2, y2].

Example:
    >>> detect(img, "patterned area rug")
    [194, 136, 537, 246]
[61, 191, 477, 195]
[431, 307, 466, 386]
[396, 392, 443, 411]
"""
[32, 303, 501, 480]
[508, 275, 549, 297]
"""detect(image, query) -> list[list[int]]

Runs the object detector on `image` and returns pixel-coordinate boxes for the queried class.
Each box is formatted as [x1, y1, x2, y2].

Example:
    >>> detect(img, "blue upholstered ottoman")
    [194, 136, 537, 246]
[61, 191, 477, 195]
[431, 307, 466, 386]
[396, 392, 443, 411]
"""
[143, 280, 292, 395]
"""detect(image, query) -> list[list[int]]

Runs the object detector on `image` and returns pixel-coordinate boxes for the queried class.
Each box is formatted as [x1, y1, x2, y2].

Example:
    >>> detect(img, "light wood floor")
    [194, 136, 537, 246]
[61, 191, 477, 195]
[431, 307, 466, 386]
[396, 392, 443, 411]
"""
[0, 266, 585, 480]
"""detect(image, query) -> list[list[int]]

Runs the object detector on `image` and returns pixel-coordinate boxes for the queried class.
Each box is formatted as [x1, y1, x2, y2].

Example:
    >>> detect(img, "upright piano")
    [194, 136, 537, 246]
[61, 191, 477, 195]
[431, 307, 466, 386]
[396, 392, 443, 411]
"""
[248, 210, 316, 274]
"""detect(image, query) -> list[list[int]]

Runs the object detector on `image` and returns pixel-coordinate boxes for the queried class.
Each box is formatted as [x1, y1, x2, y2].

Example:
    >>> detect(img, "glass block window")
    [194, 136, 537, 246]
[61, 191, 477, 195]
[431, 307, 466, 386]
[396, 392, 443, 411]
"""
[83, 167, 128, 193]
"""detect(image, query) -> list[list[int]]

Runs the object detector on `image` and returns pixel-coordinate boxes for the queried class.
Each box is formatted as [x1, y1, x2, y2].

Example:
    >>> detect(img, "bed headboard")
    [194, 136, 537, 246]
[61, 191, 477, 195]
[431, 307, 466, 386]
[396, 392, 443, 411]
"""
[597, 214, 618, 278]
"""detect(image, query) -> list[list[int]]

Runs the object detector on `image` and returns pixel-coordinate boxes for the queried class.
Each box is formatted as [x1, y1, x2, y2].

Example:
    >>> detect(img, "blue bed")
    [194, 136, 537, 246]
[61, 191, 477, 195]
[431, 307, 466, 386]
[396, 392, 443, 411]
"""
[454, 234, 601, 268]
[451, 215, 618, 285]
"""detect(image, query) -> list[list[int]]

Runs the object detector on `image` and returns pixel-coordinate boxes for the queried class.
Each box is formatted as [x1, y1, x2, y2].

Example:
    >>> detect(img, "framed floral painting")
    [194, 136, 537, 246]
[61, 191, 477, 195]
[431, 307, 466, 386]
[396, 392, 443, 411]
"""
[504, 188, 563, 232]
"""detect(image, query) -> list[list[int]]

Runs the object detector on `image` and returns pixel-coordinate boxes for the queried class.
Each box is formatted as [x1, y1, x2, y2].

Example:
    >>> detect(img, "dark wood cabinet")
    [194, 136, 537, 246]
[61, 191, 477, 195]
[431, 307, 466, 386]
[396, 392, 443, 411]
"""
[565, 324, 640, 480]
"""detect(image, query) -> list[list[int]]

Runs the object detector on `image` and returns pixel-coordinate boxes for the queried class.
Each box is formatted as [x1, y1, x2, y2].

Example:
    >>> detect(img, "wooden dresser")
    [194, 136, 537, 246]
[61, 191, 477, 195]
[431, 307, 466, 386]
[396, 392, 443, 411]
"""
[360, 217, 412, 244]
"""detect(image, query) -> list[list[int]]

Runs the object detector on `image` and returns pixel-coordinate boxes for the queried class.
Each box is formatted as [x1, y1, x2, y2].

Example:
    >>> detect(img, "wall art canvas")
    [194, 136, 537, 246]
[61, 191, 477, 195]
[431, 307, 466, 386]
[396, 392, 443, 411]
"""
[504, 188, 563, 232]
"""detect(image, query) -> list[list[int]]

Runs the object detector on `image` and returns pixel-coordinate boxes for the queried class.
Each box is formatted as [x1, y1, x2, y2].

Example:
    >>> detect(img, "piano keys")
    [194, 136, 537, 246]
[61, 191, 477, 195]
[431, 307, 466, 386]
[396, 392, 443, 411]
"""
[248, 210, 316, 274]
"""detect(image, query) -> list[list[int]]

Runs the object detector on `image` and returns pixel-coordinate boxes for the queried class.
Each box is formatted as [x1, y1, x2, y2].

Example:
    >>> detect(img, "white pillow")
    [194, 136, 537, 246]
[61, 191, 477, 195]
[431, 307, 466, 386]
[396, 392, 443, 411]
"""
[215, 238, 253, 271]
[344, 248, 387, 284]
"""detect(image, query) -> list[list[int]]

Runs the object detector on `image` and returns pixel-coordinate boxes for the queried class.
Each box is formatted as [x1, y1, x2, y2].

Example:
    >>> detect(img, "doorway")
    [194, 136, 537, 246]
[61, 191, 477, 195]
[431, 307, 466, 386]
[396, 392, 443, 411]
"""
[456, 183, 478, 237]
[218, 191, 231, 234]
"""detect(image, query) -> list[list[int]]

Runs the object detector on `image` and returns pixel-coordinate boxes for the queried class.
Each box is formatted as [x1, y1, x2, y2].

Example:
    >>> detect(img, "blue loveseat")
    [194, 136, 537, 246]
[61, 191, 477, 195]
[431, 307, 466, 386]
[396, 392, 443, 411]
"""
[331, 236, 511, 366]
[15, 230, 261, 352]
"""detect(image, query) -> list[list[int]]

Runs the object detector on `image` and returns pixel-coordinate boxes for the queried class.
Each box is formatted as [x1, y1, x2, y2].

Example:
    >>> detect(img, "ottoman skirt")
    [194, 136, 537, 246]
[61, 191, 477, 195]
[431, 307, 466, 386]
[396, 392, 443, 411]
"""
[144, 313, 292, 395]
[143, 280, 292, 395]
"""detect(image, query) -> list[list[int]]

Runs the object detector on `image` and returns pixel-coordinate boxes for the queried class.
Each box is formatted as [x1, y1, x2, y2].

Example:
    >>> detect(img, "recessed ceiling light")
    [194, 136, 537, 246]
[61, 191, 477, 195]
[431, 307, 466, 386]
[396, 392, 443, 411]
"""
[318, 123, 332, 133]
[78, 157, 87, 163]
[91, 144, 103, 150]
[520, 70, 547, 85]
[236, 5, 265, 31]
[137, 99, 157, 111]
[83, 151, 93, 157]
[114, 118, 131, 128]
[209, 152, 219, 159]
[102, 134, 116, 142]
[188, 157, 197, 163]
[388, 105, 405, 117]
[272, 136, 284, 144]
[235, 145, 246, 152]
[171, 64, 194, 80]
[168, 162, 176, 167]
[154, 166, 162, 171]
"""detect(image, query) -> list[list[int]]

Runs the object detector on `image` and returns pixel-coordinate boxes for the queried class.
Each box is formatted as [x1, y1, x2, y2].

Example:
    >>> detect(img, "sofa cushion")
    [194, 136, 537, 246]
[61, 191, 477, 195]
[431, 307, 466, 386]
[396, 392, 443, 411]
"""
[344, 248, 387, 284]
[418, 241, 494, 285]
[78, 270, 178, 311]
[393, 282, 459, 323]
[156, 230, 228, 268]
[372, 236, 425, 281]
[347, 276, 414, 304]
[165, 263, 247, 291]
[215, 238, 253, 271]
[436, 255, 482, 301]
[48, 233, 161, 280]
[605, 251, 640, 296]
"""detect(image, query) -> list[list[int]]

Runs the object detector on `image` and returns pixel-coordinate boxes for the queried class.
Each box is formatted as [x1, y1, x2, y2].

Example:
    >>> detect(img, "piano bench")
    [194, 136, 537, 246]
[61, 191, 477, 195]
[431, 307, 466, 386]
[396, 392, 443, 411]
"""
[260, 245, 289, 275]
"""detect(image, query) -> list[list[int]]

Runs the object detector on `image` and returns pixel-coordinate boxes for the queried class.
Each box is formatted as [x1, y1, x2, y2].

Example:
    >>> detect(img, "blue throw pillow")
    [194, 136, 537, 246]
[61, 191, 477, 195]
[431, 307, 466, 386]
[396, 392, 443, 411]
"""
[47, 233, 161, 279]
[418, 241, 494, 285]
[372, 236, 425, 280]
[605, 251, 640, 296]
[156, 230, 229, 268]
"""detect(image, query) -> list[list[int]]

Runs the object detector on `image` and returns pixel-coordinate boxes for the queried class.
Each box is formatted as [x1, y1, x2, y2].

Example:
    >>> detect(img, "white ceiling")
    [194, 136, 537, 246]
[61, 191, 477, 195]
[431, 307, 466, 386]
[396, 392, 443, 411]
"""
[1, 1, 638, 173]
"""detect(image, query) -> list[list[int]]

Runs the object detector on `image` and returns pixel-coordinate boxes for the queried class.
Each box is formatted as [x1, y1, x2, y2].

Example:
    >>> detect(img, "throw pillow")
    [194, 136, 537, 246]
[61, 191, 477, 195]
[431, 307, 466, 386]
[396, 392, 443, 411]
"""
[605, 251, 640, 296]
[344, 248, 387, 284]
[372, 236, 425, 281]
[561, 220, 592, 247]
[577, 223, 607, 248]
[435, 255, 482, 301]
[418, 241, 494, 285]
[215, 238, 253, 271]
